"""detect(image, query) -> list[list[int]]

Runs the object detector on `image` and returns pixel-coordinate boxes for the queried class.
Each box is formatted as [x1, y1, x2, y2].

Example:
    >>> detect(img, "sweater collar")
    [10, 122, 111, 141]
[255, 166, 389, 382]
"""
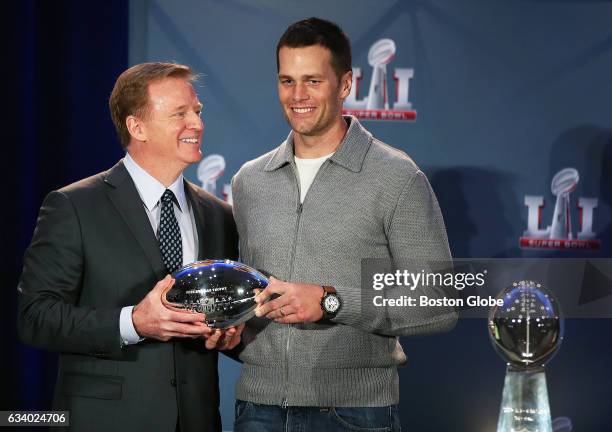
[264, 115, 372, 173]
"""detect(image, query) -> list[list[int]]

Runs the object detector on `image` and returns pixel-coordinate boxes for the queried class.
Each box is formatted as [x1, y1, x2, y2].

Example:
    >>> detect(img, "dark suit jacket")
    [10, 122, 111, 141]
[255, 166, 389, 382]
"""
[17, 160, 238, 432]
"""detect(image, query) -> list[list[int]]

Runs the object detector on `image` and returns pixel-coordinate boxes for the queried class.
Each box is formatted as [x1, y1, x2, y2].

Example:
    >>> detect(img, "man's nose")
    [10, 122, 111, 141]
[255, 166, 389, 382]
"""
[292, 83, 309, 101]
[187, 112, 203, 131]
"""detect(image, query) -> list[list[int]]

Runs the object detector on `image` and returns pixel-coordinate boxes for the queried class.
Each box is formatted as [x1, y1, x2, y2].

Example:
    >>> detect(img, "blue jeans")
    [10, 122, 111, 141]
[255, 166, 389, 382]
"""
[234, 400, 401, 432]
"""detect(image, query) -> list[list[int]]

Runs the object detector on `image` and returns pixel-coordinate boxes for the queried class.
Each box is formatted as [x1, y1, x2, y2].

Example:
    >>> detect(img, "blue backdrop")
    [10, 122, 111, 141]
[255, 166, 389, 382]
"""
[5, 1, 612, 431]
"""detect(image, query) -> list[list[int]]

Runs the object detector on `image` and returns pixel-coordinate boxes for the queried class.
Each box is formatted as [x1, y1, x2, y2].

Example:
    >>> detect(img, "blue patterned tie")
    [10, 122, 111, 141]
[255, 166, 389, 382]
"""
[158, 189, 183, 274]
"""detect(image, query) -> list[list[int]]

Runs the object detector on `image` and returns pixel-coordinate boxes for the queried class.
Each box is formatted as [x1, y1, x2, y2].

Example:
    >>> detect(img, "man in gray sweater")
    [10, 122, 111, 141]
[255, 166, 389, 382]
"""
[231, 17, 457, 431]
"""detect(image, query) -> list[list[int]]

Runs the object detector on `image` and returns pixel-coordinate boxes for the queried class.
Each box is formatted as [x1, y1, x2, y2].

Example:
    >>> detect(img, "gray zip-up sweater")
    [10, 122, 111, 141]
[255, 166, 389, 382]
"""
[231, 116, 457, 407]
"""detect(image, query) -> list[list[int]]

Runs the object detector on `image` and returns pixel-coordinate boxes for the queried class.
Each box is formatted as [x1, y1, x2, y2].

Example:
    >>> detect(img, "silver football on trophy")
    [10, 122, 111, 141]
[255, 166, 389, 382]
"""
[162, 259, 268, 328]
[488, 280, 563, 369]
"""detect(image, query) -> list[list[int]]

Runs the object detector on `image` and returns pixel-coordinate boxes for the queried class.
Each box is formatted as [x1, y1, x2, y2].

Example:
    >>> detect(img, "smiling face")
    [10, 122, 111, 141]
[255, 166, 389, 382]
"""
[278, 45, 351, 141]
[129, 76, 204, 178]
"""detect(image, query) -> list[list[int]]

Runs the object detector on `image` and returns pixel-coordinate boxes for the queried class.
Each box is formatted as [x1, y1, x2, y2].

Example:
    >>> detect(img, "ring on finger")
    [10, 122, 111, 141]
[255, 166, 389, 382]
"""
[279, 306, 286, 317]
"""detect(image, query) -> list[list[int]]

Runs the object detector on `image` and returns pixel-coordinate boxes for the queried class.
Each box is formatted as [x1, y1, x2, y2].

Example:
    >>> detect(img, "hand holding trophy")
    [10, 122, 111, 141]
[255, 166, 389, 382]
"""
[161, 259, 268, 329]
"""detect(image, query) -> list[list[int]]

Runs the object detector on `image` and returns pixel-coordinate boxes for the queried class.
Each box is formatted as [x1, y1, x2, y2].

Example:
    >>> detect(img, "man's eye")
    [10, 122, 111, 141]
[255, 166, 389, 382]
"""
[308, 80, 321, 85]
[175, 112, 186, 117]
[281, 79, 293, 85]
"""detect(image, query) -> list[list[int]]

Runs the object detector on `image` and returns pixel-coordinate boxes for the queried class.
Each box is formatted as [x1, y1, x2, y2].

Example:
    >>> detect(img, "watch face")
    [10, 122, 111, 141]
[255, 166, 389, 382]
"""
[324, 294, 340, 313]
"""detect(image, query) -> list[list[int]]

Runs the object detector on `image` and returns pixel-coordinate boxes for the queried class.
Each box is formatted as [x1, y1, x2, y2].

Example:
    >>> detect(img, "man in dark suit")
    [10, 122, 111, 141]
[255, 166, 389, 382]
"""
[17, 62, 240, 432]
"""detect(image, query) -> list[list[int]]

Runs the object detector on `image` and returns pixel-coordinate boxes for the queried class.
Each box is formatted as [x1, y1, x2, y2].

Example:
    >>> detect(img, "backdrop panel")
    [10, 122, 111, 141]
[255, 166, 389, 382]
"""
[131, 1, 612, 430]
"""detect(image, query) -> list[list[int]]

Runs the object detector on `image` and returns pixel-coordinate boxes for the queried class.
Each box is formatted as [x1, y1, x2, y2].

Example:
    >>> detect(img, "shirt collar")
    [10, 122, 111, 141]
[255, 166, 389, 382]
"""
[123, 153, 188, 212]
[264, 115, 372, 173]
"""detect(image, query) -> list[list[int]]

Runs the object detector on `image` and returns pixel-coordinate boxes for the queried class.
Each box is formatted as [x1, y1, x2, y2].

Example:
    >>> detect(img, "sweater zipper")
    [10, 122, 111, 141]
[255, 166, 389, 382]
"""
[282, 159, 332, 408]
[283, 163, 303, 409]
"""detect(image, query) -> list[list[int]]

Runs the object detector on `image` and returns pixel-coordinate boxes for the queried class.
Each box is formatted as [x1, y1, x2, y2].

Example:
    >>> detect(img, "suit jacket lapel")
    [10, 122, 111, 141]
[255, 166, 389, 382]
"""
[185, 181, 213, 260]
[104, 160, 166, 280]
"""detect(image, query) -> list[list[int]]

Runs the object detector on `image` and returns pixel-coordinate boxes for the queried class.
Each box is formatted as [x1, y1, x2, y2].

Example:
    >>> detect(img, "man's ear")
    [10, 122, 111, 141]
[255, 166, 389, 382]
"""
[126, 115, 147, 142]
[339, 70, 353, 100]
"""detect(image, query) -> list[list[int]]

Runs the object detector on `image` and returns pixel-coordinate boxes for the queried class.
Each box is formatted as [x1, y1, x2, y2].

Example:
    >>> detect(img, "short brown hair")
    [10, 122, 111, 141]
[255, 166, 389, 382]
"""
[109, 62, 196, 149]
[276, 17, 352, 81]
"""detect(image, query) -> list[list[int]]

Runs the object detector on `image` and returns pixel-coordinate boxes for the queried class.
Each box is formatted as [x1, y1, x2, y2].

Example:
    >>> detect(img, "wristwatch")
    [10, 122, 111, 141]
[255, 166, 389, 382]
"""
[320, 285, 341, 320]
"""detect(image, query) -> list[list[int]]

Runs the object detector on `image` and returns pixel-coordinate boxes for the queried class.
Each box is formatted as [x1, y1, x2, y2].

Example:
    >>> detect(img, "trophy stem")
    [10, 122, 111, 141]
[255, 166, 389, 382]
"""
[496, 367, 552, 432]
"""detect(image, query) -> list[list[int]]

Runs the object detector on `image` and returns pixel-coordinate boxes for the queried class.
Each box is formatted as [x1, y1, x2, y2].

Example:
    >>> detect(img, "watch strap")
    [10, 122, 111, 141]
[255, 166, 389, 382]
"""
[322, 285, 336, 295]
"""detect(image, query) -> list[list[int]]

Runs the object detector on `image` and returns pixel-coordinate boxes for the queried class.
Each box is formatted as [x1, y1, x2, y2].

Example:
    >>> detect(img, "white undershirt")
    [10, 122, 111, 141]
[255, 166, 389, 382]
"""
[294, 153, 334, 203]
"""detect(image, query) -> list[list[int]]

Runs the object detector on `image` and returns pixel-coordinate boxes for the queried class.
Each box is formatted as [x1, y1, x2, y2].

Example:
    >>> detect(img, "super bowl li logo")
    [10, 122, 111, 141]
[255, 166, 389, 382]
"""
[197, 154, 232, 204]
[520, 168, 600, 250]
[343, 39, 416, 121]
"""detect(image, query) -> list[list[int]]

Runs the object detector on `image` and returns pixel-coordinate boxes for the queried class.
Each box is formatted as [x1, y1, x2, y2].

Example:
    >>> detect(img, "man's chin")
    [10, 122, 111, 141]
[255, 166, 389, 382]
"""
[289, 122, 317, 136]
[284, 115, 315, 135]
[183, 151, 202, 165]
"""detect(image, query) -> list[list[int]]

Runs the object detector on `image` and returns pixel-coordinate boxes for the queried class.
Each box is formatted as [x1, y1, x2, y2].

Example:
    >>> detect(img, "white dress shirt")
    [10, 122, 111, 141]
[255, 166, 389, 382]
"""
[119, 153, 199, 345]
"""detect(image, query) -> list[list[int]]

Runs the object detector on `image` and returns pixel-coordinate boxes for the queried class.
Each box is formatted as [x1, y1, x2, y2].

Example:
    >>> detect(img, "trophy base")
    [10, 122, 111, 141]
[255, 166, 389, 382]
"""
[497, 367, 552, 432]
